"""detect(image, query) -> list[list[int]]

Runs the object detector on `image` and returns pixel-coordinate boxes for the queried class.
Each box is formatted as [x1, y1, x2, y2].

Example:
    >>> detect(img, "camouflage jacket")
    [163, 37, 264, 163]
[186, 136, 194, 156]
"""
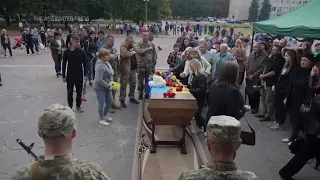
[178, 162, 258, 180]
[105, 46, 120, 77]
[120, 42, 133, 74]
[11, 153, 111, 180]
[133, 41, 157, 71]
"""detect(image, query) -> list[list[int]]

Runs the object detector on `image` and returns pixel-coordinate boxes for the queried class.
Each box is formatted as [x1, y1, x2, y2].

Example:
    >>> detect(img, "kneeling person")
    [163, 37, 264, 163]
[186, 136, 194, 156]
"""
[11, 104, 111, 180]
[178, 115, 258, 180]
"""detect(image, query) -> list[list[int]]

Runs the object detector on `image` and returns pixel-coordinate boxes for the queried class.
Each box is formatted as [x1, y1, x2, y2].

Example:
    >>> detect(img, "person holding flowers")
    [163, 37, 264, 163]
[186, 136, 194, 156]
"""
[93, 48, 120, 126]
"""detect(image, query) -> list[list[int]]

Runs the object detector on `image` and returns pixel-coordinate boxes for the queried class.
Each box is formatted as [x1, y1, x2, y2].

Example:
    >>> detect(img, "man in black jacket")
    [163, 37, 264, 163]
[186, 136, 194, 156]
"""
[62, 35, 87, 112]
[258, 45, 285, 122]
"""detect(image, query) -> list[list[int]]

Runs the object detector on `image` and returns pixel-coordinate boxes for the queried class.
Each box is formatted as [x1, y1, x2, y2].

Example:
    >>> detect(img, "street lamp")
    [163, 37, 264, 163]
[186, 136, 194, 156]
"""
[143, 0, 149, 23]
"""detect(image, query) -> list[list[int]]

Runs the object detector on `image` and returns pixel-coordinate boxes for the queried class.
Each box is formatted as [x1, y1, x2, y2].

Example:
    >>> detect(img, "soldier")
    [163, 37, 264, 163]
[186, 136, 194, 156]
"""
[105, 34, 121, 110]
[148, 32, 158, 74]
[178, 115, 258, 180]
[11, 104, 111, 180]
[119, 35, 139, 108]
[134, 30, 157, 100]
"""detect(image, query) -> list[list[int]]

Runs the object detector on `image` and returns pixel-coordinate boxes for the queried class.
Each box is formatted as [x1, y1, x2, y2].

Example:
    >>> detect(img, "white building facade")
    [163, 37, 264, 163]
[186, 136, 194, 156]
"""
[228, 0, 309, 20]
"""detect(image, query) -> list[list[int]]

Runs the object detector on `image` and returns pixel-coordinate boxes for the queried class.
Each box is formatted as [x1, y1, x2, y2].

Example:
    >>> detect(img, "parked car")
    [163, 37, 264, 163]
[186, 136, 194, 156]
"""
[217, 19, 227, 24]
[196, 17, 202, 22]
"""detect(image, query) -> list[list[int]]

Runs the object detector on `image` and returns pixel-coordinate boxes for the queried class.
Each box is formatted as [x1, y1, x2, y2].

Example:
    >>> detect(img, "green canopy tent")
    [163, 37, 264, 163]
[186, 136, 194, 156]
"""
[253, 0, 320, 39]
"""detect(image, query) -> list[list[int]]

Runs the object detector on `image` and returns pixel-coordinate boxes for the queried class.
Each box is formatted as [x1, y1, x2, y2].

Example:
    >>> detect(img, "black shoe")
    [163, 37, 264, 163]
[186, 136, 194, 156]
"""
[89, 81, 92, 86]
[0, 83, 2, 86]
[56, 73, 59, 78]
[139, 94, 143, 100]
[76, 106, 84, 113]
[259, 117, 271, 122]
[251, 109, 258, 114]
[129, 98, 139, 104]
[120, 100, 127, 108]
[255, 114, 265, 118]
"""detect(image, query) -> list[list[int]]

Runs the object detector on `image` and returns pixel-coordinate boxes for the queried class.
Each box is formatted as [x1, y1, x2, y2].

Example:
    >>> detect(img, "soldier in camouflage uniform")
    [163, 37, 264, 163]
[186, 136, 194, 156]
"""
[11, 104, 111, 180]
[178, 115, 258, 180]
[119, 35, 139, 108]
[134, 30, 157, 100]
[148, 32, 158, 74]
[105, 35, 121, 110]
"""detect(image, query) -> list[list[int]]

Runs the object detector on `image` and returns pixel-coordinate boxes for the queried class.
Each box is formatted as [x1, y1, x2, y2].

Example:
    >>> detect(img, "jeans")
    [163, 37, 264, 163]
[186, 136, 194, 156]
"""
[2, 43, 12, 56]
[95, 89, 113, 120]
[55, 54, 62, 73]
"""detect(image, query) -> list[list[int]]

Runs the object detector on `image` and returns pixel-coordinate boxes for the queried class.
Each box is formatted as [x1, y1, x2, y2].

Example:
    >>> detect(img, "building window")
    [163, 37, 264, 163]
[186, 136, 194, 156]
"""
[292, 0, 295, 4]
[272, 7, 276, 11]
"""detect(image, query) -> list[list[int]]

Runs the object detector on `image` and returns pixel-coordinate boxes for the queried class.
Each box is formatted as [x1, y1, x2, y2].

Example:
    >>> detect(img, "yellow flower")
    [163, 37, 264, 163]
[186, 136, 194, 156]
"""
[172, 75, 177, 81]
[112, 82, 121, 90]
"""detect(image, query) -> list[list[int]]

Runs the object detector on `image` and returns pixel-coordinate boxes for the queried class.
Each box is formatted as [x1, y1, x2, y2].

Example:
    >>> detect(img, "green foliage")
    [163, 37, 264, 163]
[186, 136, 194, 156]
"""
[258, 0, 272, 21]
[248, 0, 260, 22]
[170, 0, 230, 19]
[0, 0, 172, 25]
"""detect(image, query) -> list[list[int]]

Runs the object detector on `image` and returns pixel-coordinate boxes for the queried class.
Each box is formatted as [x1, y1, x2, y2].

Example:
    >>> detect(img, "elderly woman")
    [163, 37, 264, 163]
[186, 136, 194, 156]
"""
[1, 29, 13, 57]
[233, 39, 247, 86]
[213, 43, 234, 80]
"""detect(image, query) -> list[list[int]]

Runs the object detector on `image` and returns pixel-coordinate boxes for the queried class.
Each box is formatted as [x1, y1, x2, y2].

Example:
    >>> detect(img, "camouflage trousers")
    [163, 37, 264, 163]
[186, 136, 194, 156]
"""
[119, 70, 137, 101]
[260, 87, 276, 119]
[138, 69, 152, 95]
[109, 59, 119, 99]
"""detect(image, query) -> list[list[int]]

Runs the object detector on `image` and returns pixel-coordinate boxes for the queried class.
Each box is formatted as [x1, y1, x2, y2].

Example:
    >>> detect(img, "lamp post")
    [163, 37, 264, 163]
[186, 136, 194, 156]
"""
[143, 0, 149, 23]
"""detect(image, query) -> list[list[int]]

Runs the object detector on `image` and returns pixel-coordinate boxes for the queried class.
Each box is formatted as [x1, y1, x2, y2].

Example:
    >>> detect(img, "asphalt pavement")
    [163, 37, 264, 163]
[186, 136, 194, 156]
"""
[0, 32, 319, 180]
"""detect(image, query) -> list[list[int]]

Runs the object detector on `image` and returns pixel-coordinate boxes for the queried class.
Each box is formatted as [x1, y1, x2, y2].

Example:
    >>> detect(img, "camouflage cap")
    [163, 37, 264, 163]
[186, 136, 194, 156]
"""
[38, 104, 76, 139]
[206, 115, 241, 143]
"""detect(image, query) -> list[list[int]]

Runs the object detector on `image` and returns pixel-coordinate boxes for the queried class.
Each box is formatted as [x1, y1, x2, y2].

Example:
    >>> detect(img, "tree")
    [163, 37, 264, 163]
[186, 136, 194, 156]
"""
[248, 0, 259, 22]
[258, 0, 271, 20]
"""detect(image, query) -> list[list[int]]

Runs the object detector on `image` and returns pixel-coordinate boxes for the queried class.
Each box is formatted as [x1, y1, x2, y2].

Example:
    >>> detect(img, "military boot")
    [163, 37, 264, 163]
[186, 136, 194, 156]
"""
[120, 100, 127, 108]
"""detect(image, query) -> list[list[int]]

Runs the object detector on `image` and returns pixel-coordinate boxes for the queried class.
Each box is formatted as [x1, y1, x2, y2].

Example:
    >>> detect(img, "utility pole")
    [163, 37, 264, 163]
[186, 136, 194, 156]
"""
[143, 0, 149, 23]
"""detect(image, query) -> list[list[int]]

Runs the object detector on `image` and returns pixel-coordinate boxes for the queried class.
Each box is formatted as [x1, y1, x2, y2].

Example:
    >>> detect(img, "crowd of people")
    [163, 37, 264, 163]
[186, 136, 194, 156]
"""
[2, 20, 320, 179]
[169, 27, 320, 179]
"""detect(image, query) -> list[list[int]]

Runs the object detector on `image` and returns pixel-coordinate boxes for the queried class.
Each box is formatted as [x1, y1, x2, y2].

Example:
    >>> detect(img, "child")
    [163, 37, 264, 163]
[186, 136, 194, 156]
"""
[167, 43, 182, 69]
[188, 59, 207, 133]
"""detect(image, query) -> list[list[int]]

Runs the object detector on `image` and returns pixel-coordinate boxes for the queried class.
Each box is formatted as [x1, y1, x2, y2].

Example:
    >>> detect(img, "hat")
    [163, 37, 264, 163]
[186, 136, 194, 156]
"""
[206, 115, 241, 143]
[38, 104, 76, 139]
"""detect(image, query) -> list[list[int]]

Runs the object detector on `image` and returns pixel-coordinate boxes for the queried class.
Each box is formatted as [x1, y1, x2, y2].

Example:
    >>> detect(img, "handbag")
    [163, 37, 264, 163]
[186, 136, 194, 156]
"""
[241, 115, 256, 146]
[289, 136, 305, 154]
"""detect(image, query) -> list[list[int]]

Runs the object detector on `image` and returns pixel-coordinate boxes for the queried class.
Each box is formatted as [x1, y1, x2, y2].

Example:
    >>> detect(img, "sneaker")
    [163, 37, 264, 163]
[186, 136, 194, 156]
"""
[27, 54, 30, 56]
[129, 98, 139, 104]
[120, 101, 127, 108]
[76, 106, 84, 113]
[270, 123, 283, 131]
[104, 116, 112, 122]
[282, 138, 291, 143]
[287, 141, 292, 146]
[204, 132, 207, 137]
[99, 120, 110, 126]
[5, 55, 8, 58]
[56, 73, 59, 78]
